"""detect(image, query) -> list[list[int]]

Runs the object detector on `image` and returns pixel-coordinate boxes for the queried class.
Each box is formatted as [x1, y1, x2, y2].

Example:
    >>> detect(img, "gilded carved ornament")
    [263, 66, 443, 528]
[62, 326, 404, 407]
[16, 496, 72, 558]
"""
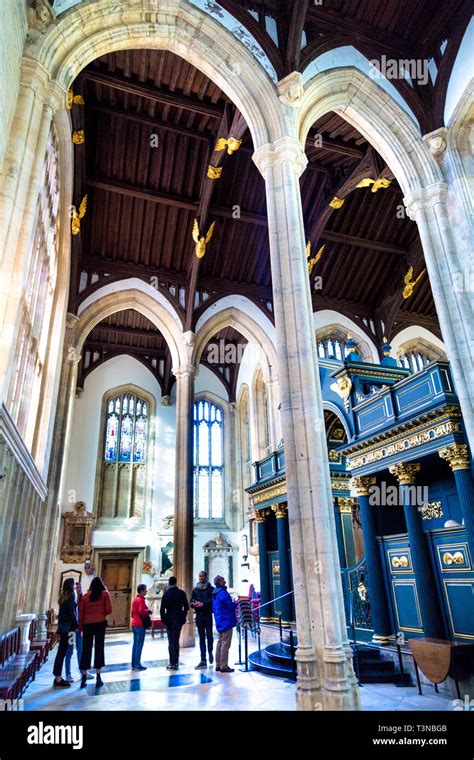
[329, 196, 345, 209]
[72, 130, 85, 145]
[356, 177, 392, 193]
[66, 90, 85, 109]
[254, 508, 271, 523]
[271, 504, 288, 519]
[207, 165, 222, 180]
[192, 219, 215, 259]
[439, 443, 470, 471]
[306, 242, 325, 275]
[352, 476, 376, 497]
[389, 462, 421, 485]
[402, 266, 425, 299]
[214, 137, 242, 155]
[71, 195, 87, 236]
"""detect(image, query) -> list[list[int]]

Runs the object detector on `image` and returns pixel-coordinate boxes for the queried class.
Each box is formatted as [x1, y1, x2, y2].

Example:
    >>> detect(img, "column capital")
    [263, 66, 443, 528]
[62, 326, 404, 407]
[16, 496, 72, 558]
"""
[403, 182, 448, 220]
[254, 508, 271, 523]
[389, 461, 421, 485]
[253, 136, 308, 178]
[271, 503, 287, 519]
[337, 497, 352, 513]
[439, 443, 470, 471]
[172, 364, 196, 380]
[352, 476, 376, 497]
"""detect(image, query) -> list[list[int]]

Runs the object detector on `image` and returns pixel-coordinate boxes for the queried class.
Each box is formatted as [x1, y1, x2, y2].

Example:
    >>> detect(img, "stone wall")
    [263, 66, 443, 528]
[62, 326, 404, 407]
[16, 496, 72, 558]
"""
[0, 0, 27, 175]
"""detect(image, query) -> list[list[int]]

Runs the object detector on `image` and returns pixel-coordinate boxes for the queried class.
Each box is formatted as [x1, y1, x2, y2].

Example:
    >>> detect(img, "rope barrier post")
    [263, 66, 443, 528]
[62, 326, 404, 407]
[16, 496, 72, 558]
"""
[289, 629, 297, 682]
[244, 625, 249, 672]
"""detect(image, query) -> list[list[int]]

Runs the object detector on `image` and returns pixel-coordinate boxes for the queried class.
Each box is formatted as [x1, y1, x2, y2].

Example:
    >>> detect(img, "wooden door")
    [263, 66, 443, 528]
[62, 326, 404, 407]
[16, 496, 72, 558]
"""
[102, 558, 133, 628]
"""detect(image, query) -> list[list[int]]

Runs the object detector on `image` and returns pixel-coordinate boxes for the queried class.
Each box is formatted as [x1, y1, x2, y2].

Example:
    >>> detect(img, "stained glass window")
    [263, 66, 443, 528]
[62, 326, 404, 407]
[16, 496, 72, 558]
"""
[193, 400, 224, 519]
[103, 392, 148, 463]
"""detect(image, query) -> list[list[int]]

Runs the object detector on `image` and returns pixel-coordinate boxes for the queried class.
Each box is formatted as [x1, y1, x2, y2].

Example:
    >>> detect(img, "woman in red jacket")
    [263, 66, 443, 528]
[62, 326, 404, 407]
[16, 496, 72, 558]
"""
[78, 576, 112, 689]
[131, 584, 152, 671]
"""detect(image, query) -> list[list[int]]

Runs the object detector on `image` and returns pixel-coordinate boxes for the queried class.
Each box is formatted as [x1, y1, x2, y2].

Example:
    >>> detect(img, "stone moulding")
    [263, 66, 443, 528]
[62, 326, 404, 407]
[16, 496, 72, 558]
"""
[0, 403, 48, 501]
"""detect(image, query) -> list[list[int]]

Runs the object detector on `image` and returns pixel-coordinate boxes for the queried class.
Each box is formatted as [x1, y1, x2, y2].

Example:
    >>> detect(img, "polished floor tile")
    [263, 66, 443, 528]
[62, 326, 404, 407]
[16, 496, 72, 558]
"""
[22, 632, 455, 712]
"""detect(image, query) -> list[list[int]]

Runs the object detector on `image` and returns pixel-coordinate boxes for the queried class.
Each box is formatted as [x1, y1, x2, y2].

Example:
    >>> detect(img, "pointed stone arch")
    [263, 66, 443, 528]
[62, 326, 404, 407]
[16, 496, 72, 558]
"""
[25, 0, 287, 149]
[69, 288, 187, 370]
[298, 67, 443, 195]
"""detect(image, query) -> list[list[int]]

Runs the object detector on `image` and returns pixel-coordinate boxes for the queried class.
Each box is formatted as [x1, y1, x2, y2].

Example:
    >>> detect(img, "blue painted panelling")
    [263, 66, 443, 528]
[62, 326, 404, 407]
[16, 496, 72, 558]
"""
[429, 528, 474, 640]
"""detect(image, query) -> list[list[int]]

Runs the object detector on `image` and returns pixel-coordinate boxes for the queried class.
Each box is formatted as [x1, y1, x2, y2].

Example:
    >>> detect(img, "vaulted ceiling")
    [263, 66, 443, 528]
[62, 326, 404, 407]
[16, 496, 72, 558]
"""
[69, 1, 470, 397]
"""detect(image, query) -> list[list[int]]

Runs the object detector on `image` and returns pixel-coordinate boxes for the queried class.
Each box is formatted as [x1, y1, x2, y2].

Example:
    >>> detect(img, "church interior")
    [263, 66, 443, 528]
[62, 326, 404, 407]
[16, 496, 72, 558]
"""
[0, 0, 473, 719]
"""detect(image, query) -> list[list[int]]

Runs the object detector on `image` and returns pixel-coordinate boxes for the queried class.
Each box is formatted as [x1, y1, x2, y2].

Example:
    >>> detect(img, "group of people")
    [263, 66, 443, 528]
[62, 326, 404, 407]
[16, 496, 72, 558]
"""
[52, 576, 112, 689]
[52, 570, 237, 689]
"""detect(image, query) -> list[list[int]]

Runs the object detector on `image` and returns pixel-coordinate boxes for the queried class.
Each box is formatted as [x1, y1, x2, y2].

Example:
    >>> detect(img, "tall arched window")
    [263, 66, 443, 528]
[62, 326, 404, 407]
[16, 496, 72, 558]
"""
[9, 124, 60, 447]
[96, 387, 152, 524]
[193, 400, 224, 519]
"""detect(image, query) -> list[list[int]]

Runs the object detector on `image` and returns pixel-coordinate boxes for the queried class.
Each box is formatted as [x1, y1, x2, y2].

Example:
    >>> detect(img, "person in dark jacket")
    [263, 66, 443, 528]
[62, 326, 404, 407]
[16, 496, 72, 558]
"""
[190, 571, 214, 669]
[53, 577, 78, 688]
[212, 575, 237, 673]
[160, 576, 189, 670]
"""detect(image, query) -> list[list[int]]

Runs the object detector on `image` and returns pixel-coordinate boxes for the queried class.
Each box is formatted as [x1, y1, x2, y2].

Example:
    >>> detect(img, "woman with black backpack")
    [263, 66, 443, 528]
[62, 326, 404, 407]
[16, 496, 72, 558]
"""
[52, 577, 78, 688]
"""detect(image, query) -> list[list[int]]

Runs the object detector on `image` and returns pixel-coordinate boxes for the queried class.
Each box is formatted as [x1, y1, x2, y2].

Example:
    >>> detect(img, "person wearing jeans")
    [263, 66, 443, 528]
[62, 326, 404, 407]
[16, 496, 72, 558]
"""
[212, 575, 237, 673]
[53, 578, 78, 688]
[190, 571, 214, 669]
[131, 584, 152, 671]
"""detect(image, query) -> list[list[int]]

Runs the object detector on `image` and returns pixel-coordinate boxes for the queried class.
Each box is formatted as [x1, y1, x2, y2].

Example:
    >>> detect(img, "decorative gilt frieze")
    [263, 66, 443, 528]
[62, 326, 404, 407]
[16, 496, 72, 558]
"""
[254, 508, 271, 523]
[251, 483, 287, 505]
[347, 417, 461, 471]
[421, 500, 443, 520]
[271, 503, 287, 519]
[331, 478, 351, 491]
[389, 461, 421, 485]
[439, 443, 470, 471]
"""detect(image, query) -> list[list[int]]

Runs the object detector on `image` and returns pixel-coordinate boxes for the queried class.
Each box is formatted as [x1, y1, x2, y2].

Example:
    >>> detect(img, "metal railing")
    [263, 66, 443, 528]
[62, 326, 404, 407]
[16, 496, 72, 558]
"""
[235, 591, 296, 679]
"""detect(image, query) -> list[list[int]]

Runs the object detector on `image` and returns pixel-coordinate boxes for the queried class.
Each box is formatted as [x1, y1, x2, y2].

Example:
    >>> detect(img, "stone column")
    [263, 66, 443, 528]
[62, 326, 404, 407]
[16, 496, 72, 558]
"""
[389, 462, 445, 638]
[352, 478, 392, 643]
[404, 185, 474, 449]
[271, 503, 293, 625]
[254, 137, 359, 711]
[255, 508, 272, 622]
[172, 341, 195, 648]
[439, 443, 474, 553]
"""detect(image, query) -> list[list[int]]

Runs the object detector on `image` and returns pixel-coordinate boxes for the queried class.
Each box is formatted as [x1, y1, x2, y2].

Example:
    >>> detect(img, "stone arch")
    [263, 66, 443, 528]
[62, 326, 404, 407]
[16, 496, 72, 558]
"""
[390, 325, 446, 362]
[313, 310, 379, 363]
[193, 306, 278, 382]
[69, 288, 187, 370]
[322, 402, 351, 442]
[298, 68, 444, 196]
[26, 0, 287, 149]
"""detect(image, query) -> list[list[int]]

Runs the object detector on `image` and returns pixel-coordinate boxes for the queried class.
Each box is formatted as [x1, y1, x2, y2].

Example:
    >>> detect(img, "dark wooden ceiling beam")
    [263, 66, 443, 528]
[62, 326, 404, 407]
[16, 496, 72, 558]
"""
[84, 339, 167, 357]
[306, 134, 365, 159]
[88, 102, 212, 143]
[319, 231, 407, 256]
[285, 0, 310, 71]
[80, 256, 274, 299]
[89, 323, 164, 340]
[82, 69, 224, 118]
[305, 6, 415, 57]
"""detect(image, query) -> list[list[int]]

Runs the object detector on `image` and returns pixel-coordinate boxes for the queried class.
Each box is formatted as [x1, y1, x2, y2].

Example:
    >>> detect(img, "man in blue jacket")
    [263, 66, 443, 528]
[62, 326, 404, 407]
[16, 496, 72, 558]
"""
[212, 575, 236, 673]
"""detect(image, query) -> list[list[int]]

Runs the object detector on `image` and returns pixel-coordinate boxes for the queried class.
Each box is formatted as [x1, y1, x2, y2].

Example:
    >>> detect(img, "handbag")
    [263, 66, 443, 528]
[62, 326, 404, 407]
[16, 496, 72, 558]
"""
[142, 613, 152, 630]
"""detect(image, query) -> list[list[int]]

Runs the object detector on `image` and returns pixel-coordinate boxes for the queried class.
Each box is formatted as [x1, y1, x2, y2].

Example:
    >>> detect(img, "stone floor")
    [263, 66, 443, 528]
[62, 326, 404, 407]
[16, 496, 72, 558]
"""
[22, 631, 456, 711]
